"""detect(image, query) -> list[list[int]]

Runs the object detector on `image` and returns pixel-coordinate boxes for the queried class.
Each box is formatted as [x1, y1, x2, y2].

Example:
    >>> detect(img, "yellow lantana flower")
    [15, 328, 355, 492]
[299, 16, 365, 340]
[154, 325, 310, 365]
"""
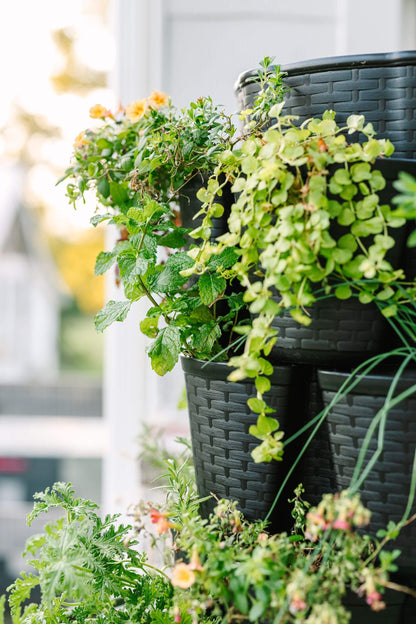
[89, 104, 108, 119]
[125, 98, 147, 122]
[171, 563, 196, 589]
[148, 90, 168, 109]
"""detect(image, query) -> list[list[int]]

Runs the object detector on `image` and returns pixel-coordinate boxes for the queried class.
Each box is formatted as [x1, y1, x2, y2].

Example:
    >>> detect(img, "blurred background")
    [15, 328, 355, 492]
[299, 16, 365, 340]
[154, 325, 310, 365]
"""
[1, 0, 415, 595]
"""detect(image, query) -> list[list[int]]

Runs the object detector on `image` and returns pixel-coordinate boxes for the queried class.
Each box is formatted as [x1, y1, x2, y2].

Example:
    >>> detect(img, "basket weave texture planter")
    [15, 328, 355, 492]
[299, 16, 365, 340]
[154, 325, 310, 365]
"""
[236, 51, 416, 159]
[181, 357, 297, 532]
[318, 368, 416, 573]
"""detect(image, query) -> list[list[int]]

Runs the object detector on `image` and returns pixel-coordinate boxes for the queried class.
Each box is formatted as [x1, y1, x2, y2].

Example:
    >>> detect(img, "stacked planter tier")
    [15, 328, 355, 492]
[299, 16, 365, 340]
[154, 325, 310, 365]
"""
[181, 358, 337, 533]
[236, 51, 416, 158]
[318, 369, 416, 575]
[181, 357, 295, 533]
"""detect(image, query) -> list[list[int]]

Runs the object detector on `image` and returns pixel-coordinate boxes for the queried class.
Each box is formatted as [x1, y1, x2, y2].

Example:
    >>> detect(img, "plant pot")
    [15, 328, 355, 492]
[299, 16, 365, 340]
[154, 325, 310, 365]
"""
[317, 368, 416, 574]
[178, 172, 233, 245]
[181, 356, 299, 533]
[235, 51, 416, 159]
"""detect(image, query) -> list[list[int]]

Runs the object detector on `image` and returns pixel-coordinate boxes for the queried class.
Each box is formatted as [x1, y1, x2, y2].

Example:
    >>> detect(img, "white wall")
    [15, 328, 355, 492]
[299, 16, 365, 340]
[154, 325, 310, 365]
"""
[104, 0, 412, 513]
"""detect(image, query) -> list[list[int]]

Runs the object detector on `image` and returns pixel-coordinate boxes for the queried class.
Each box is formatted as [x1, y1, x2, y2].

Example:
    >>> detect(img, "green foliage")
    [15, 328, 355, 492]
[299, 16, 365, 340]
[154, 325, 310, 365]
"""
[5, 482, 174, 624]
[61, 60, 287, 376]
[186, 107, 416, 461]
[167, 491, 411, 623]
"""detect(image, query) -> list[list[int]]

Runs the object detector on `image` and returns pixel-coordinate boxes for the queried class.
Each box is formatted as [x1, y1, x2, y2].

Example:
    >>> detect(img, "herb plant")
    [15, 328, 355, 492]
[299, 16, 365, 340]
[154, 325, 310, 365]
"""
[61, 59, 287, 375]
[4, 473, 416, 624]
[5, 482, 175, 624]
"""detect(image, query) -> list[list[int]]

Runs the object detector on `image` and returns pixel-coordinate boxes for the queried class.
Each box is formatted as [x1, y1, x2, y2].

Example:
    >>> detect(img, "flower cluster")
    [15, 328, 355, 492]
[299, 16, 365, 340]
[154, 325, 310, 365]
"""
[305, 490, 371, 541]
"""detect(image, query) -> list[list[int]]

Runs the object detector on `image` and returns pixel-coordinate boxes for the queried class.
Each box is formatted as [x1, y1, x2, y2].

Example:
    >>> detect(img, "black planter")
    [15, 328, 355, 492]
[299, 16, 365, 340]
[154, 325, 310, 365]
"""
[181, 356, 299, 533]
[317, 368, 416, 574]
[235, 51, 416, 159]
[178, 172, 233, 245]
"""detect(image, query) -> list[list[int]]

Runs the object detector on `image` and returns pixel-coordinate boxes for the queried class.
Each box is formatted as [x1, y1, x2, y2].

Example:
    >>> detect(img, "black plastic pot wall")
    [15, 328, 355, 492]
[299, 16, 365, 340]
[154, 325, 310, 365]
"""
[181, 357, 298, 533]
[318, 368, 416, 574]
[178, 172, 233, 246]
[181, 358, 339, 532]
[236, 51, 416, 159]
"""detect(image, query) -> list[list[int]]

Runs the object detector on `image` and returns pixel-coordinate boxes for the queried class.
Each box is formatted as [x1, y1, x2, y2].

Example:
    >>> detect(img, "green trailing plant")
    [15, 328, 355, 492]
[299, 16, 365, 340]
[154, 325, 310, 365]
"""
[184, 107, 416, 461]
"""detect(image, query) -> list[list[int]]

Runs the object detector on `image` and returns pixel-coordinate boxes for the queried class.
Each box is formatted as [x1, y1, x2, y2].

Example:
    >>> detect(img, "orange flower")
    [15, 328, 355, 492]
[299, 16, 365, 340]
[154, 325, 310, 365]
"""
[149, 508, 173, 534]
[171, 563, 196, 589]
[189, 549, 204, 571]
[148, 90, 168, 109]
[89, 104, 108, 119]
[125, 98, 147, 122]
[73, 131, 88, 148]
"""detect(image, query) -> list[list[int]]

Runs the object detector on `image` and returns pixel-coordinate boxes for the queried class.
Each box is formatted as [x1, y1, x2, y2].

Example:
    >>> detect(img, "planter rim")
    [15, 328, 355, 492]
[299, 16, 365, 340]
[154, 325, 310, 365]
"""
[180, 355, 292, 385]
[235, 50, 416, 91]
[318, 368, 416, 397]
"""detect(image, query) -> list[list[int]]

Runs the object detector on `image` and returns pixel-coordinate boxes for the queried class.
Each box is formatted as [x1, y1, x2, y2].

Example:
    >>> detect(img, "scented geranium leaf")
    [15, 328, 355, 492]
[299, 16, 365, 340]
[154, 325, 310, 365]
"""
[94, 300, 132, 332]
[148, 326, 181, 375]
[8, 572, 39, 613]
[198, 272, 226, 305]
[95, 251, 117, 275]
[153, 252, 194, 293]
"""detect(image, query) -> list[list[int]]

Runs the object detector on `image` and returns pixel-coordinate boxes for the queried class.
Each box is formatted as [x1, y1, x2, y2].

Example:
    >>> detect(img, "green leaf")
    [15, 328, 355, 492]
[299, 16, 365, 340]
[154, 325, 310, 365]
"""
[140, 317, 159, 338]
[198, 272, 226, 305]
[335, 284, 352, 300]
[109, 181, 129, 206]
[95, 251, 117, 275]
[407, 229, 416, 248]
[148, 326, 181, 375]
[350, 162, 371, 182]
[249, 413, 279, 438]
[97, 177, 110, 198]
[153, 252, 194, 293]
[255, 376, 271, 395]
[157, 228, 188, 248]
[94, 300, 132, 332]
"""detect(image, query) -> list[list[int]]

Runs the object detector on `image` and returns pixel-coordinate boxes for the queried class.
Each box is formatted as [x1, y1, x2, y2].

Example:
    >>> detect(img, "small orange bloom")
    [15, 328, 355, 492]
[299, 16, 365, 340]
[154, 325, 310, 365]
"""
[149, 508, 173, 534]
[73, 131, 88, 148]
[189, 549, 204, 571]
[89, 104, 109, 119]
[148, 90, 168, 109]
[125, 98, 147, 122]
[171, 563, 196, 589]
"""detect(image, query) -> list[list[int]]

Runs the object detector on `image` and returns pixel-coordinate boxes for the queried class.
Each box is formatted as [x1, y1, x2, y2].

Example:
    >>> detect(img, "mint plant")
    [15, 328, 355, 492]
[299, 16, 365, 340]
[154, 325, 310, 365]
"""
[61, 59, 287, 375]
